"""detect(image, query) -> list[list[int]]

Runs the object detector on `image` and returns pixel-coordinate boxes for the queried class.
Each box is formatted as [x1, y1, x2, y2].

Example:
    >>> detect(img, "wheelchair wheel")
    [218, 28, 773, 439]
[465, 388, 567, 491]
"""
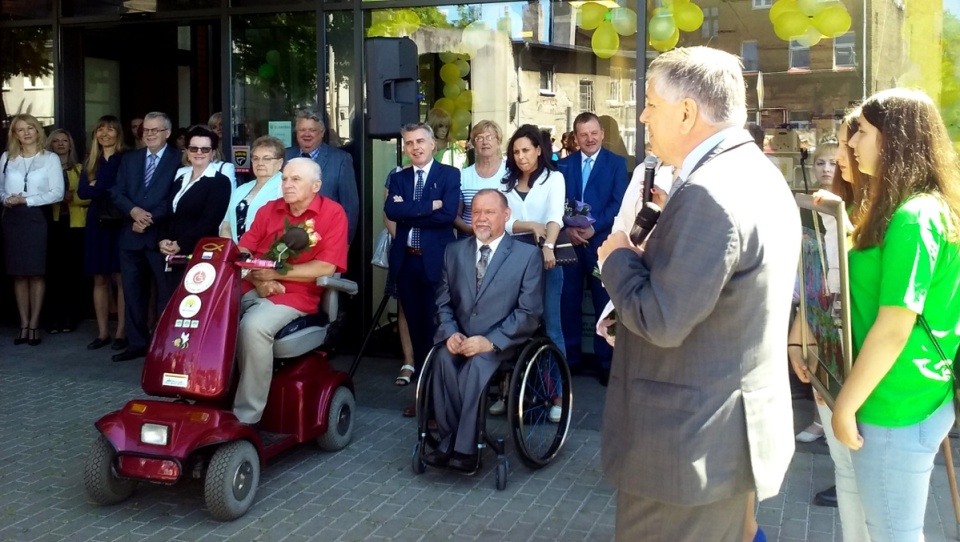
[507, 338, 572, 469]
[414, 345, 442, 452]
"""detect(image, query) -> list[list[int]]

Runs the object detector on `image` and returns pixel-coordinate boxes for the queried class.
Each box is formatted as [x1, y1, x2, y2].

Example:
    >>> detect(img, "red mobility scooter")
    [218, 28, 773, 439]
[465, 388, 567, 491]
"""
[83, 237, 358, 520]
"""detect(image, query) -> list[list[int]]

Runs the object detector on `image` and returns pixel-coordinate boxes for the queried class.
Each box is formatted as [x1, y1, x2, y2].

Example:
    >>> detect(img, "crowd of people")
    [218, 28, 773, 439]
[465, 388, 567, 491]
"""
[2, 43, 959, 541]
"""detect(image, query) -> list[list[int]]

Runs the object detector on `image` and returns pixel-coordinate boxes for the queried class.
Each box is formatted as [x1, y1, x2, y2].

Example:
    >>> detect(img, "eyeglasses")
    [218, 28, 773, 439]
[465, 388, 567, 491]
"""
[251, 156, 281, 163]
[188, 146, 214, 154]
[473, 134, 497, 143]
[142, 128, 169, 135]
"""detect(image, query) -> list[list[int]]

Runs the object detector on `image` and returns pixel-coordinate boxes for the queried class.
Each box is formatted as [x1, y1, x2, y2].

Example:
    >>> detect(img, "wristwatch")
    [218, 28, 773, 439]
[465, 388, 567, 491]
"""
[543, 242, 555, 249]
[490, 339, 501, 353]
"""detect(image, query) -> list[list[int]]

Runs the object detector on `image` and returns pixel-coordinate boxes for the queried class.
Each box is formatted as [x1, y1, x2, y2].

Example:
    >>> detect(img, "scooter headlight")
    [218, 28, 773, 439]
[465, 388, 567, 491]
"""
[141, 423, 169, 446]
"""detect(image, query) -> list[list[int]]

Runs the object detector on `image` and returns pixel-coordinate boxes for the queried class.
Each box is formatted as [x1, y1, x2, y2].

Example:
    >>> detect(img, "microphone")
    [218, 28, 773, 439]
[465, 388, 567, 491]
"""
[279, 227, 310, 252]
[630, 201, 662, 246]
[642, 155, 658, 204]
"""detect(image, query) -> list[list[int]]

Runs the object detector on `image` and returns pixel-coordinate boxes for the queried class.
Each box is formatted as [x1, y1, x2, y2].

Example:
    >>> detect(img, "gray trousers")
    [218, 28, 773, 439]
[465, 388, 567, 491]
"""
[233, 290, 305, 424]
[615, 490, 747, 542]
[431, 345, 499, 455]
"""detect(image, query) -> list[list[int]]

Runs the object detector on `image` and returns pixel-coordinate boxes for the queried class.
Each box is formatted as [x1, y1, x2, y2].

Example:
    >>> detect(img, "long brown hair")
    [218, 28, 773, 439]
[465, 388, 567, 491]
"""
[85, 115, 127, 179]
[829, 107, 869, 226]
[853, 88, 960, 249]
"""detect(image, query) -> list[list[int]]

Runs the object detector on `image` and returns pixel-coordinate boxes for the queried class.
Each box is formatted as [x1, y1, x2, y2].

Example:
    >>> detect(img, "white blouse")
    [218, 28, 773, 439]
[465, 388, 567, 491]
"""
[502, 169, 566, 235]
[0, 151, 64, 207]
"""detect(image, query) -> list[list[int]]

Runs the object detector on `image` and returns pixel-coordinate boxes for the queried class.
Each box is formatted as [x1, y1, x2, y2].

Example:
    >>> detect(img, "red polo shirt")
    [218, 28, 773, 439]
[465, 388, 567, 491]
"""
[239, 195, 348, 314]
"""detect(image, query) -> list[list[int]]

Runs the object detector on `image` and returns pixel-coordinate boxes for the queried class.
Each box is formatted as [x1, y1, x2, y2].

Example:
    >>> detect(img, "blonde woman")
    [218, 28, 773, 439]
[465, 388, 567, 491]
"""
[0, 114, 64, 345]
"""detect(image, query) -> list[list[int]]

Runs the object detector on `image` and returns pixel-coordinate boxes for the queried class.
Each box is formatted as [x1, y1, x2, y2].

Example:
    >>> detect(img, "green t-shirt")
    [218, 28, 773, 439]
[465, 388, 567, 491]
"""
[849, 194, 959, 426]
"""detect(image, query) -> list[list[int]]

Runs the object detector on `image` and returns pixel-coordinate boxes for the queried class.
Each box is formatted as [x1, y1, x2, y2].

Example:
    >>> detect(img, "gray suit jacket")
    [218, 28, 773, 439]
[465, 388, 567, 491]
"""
[434, 234, 544, 358]
[600, 130, 801, 505]
[285, 144, 359, 243]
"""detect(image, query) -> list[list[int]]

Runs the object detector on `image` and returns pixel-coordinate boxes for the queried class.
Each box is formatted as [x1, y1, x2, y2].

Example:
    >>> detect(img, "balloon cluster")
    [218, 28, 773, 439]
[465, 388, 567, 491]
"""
[434, 52, 473, 141]
[576, 2, 638, 59]
[647, 0, 704, 53]
[367, 9, 422, 38]
[769, 0, 852, 46]
[258, 49, 282, 80]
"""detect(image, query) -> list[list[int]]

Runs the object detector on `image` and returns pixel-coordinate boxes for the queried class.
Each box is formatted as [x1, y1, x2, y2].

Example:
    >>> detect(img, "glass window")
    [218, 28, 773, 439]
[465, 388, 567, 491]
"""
[627, 68, 637, 104]
[580, 80, 595, 112]
[609, 66, 622, 103]
[0, 0, 53, 19]
[834, 32, 856, 69]
[540, 63, 555, 94]
[702, 7, 719, 39]
[1, 26, 55, 132]
[230, 13, 317, 174]
[63, 0, 217, 17]
[789, 40, 810, 71]
[752, 0, 774, 8]
[323, 12, 357, 150]
[742, 41, 759, 72]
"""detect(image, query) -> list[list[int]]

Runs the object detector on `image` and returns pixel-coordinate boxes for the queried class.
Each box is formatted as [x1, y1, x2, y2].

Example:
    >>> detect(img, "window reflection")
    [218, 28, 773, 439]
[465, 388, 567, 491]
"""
[1, 26, 55, 136]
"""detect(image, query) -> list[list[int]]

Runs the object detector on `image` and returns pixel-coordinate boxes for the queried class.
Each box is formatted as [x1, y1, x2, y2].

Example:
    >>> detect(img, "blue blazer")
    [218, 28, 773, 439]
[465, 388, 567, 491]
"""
[285, 144, 359, 243]
[383, 162, 461, 284]
[557, 147, 629, 249]
[110, 146, 183, 250]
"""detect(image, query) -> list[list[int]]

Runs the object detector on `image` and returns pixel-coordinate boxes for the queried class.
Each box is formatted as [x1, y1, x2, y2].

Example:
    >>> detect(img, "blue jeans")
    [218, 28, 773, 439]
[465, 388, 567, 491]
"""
[850, 400, 954, 542]
[544, 266, 565, 354]
[817, 400, 870, 542]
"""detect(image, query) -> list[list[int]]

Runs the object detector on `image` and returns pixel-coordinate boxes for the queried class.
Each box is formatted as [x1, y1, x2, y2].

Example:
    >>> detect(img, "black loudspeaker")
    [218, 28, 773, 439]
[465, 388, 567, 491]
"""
[365, 37, 419, 140]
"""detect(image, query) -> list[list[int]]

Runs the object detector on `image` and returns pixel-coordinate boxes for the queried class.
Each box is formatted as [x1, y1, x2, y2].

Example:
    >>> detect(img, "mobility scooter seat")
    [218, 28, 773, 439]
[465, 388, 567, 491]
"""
[272, 275, 358, 360]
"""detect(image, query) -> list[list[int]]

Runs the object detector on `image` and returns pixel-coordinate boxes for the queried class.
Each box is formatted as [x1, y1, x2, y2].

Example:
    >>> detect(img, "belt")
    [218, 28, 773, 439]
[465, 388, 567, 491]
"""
[406, 247, 423, 256]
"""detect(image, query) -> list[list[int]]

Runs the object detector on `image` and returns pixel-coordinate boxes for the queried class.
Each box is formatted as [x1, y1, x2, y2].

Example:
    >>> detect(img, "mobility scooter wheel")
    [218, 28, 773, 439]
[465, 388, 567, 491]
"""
[495, 458, 508, 491]
[204, 440, 260, 521]
[316, 387, 355, 452]
[84, 435, 137, 505]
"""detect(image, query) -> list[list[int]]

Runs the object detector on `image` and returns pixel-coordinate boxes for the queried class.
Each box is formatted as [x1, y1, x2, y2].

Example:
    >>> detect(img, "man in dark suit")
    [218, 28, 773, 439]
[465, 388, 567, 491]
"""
[110, 111, 183, 361]
[556, 112, 629, 383]
[284, 110, 359, 244]
[597, 46, 800, 540]
[384, 123, 461, 416]
[429, 189, 543, 469]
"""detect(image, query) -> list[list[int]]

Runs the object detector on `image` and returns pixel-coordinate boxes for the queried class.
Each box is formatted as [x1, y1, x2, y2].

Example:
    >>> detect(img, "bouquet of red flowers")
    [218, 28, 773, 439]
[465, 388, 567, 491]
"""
[563, 199, 596, 229]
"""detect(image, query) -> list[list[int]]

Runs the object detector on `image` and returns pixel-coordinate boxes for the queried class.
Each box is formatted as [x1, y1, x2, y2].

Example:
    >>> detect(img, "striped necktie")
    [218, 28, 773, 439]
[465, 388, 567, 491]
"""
[144, 153, 158, 188]
[410, 169, 425, 249]
[477, 244, 491, 292]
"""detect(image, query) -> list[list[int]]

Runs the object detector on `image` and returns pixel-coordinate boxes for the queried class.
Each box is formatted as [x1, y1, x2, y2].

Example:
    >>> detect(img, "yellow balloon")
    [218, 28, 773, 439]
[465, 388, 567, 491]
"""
[442, 83, 461, 99]
[648, 12, 677, 42]
[456, 59, 470, 78]
[610, 8, 638, 36]
[769, 0, 799, 23]
[796, 0, 825, 16]
[452, 108, 472, 131]
[440, 63, 461, 84]
[439, 52, 458, 64]
[455, 90, 473, 111]
[366, 23, 390, 38]
[650, 27, 680, 52]
[592, 20, 620, 59]
[457, 79, 468, 91]
[434, 98, 456, 114]
[579, 2, 608, 30]
[675, 2, 704, 33]
[795, 25, 823, 47]
[774, 11, 810, 40]
[812, 5, 852, 38]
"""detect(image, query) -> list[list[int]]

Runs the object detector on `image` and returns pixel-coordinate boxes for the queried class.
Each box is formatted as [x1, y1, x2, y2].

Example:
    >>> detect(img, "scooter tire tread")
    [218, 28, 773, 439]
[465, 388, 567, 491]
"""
[84, 435, 136, 505]
[204, 440, 260, 521]
[317, 387, 356, 452]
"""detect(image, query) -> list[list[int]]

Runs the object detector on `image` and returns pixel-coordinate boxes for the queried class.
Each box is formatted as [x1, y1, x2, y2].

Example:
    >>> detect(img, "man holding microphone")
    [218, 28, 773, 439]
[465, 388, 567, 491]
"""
[597, 46, 800, 540]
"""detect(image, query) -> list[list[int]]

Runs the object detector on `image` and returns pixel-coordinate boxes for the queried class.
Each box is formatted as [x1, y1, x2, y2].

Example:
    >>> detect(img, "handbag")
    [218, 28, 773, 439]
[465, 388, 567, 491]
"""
[512, 230, 579, 266]
[97, 196, 125, 227]
[371, 227, 392, 269]
[917, 315, 960, 420]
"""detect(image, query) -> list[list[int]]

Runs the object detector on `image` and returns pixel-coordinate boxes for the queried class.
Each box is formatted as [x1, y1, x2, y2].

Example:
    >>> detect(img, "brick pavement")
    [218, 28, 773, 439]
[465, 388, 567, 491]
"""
[0, 322, 957, 541]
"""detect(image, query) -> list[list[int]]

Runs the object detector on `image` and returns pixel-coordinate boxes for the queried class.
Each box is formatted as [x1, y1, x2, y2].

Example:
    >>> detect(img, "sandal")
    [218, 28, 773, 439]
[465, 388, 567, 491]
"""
[395, 364, 415, 386]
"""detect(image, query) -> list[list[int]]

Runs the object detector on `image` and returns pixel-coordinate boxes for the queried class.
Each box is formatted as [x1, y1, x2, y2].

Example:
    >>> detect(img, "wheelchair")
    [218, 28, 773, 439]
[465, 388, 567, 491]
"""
[411, 333, 572, 490]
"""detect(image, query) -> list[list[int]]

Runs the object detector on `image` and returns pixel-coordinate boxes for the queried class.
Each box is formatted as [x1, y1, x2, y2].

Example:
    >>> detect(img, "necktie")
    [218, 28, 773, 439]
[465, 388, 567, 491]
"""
[477, 245, 491, 292]
[144, 153, 157, 188]
[581, 156, 593, 197]
[411, 169, 425, 249]
[301, 152, 311, 158]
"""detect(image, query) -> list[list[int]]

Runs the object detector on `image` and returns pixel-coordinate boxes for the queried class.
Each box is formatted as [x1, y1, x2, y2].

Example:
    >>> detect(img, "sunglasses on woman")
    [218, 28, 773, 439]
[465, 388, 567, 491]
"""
[188, 146, 214, 154]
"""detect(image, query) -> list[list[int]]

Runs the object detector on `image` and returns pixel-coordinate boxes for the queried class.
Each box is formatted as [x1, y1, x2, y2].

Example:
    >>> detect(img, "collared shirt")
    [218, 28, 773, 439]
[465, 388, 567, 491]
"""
[239, 194, 348, 314]
[300, 145, 321, 161]
[581, 149, 600, 171]
[406, 159, 435, 247]
[145, 144, 168, 174]
[674, 127, 739, 187]
[475, 231, 506, 265]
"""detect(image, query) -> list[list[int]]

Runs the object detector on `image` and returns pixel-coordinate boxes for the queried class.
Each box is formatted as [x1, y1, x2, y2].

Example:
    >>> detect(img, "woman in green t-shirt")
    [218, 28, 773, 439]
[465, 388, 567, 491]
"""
[835, 88, 960, 541]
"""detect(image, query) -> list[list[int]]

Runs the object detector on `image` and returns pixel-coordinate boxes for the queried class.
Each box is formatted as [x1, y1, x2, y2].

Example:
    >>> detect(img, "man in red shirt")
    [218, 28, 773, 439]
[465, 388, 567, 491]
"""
[233, 157, 348, 424]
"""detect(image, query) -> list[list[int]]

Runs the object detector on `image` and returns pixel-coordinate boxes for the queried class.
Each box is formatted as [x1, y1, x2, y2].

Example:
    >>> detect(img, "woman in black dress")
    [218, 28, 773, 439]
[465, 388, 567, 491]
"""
[1, 114, 64, 345]
[77, 115, 128, 350]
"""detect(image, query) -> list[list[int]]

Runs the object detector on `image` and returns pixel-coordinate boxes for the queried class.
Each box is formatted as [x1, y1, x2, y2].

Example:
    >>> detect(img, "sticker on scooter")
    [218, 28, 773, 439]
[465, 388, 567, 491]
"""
[184, 263, 216, 294]
[173, 332, 190, 350]
[179, 295, 202, 318]
[162, 372, 189, 388]
[201, 252, 214, 260]
[175, 319, 183, 327]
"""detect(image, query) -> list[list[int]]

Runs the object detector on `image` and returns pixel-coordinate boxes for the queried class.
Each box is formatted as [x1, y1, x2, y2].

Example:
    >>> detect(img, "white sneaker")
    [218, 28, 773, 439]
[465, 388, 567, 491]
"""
[548, 405, 562, 423]
[488, 399, 506, 415]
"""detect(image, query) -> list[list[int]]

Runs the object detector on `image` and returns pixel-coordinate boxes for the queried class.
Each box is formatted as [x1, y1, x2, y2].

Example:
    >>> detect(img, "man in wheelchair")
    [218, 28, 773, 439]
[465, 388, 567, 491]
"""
[232, 157, 348, 425]
[429, 189, 544, 470]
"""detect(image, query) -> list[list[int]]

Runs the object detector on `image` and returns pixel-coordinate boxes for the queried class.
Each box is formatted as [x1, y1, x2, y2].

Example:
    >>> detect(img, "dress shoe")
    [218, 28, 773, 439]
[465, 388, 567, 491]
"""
[812, 485, 837, 507]
[27, 329, 41, 346]
[402, 405, 416, 418]
[597, 368, 610, 387]
[112, 348, 146, 362]
[111, 337, 128, 351]
[87, 337, 111, 350]
[448, 453, 478, 472]
[424, 450, 449, 466]
[14, 328, 28, 345]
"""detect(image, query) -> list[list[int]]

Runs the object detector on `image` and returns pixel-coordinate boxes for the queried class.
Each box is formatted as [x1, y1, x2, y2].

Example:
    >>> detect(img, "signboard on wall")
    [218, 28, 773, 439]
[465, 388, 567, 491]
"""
[232, 145, 250, 174]
[268, 121, 292, 148]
